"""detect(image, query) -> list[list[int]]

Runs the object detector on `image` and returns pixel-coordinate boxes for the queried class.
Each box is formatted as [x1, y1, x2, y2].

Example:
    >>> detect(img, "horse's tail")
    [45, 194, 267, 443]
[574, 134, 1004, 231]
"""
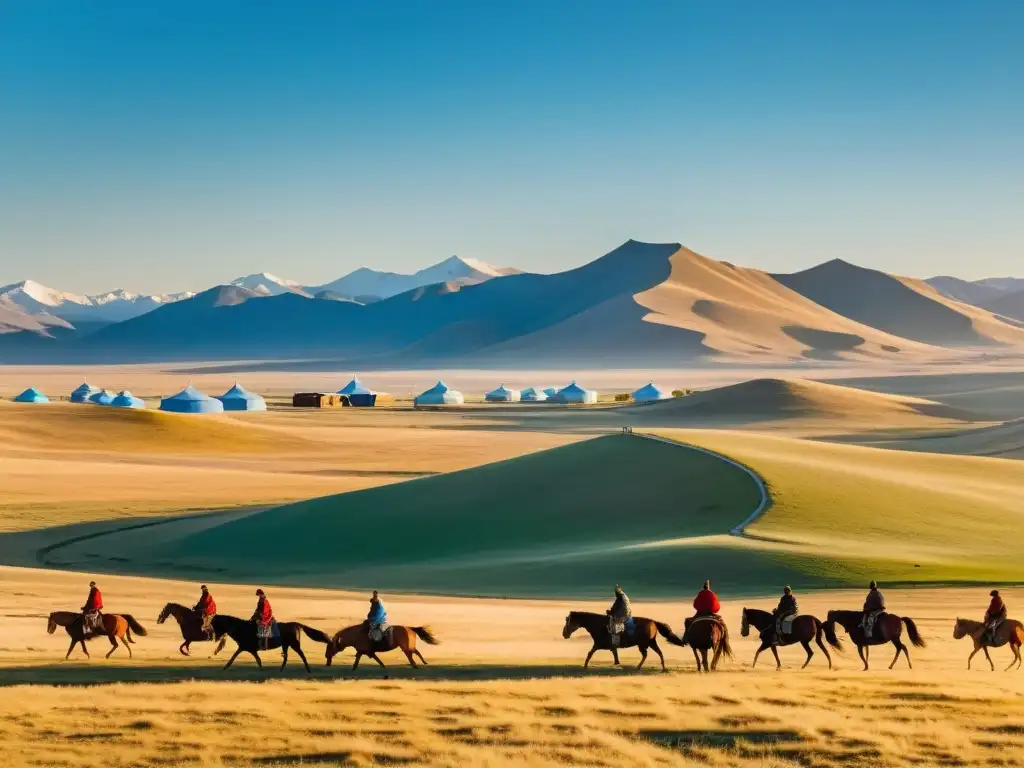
[654, 621, 686, 647]
[1014, 622, 1024, 647]
[411, 626, 440, 645]
[902, 617, 926, 648]
[821, 618, 843, 651]
[122, 615, 148, 636]
[297, 624, 332, 645]
[718, 623, 733, 659]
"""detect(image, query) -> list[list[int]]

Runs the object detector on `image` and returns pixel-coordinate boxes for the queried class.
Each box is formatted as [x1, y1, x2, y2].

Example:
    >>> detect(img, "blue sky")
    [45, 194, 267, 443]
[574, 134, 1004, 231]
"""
[1, 1, 1021, 294]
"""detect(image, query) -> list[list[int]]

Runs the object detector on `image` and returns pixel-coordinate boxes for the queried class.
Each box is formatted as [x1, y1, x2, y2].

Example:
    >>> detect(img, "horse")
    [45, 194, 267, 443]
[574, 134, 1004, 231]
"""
[211, 614, 331, 673]
[325, 622, 439, 673]
[953, 617, 1024, 671]
[741, 607, 842, 670]
[682, 615, 733, 672]
[157, 602, 220, 656]
[562, 611, 685, 670]
[826, 610, 925, 670]
[47, 611, 148, 660]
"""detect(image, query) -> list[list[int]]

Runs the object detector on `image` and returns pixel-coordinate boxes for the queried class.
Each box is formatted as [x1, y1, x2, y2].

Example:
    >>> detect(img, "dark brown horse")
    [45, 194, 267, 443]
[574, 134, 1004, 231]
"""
[47, 611, 148, 660]
[211, 614, 331, 673]
[562, 611, 685, 670]
[741, 607, 842, 669]
[157, 602, 218, 656]
[325, 622, 439, 672]
[826, 610, 925, 670]
[682, 615, 733, 672]
[953, 618, 1024, 671]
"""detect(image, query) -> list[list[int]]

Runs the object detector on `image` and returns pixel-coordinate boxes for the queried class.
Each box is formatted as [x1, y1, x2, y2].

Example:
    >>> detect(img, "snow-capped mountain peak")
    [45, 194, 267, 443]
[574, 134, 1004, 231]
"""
[4, 279, 90, 308]
[0, 279, 195, 322]
[229, 273, 308, 296]
[310, 255, 518, 300]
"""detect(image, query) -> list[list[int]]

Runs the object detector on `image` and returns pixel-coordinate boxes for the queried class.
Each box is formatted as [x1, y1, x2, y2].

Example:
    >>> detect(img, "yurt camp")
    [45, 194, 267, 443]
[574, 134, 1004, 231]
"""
[160, 385, 225, 414]
[110, 390, 145, 409]
[632, 382, 671, 403]
[337, 377, 377, 407]
[13, 387, 48, 403]
[485, 384, 520, 403]
[414, 381, 464, 407]
[551, 381, 597, 404]
[88, 389, 117, 406]
[70, 382, 101, 403]
[216, 383, 267, 412]
[520, 387, 548, 402]
[543, 387, 558, 398]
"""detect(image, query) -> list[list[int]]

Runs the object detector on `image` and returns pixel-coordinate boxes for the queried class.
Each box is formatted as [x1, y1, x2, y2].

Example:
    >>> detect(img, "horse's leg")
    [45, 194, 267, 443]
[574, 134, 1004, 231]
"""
[122, 636, 133, 659]
[637, 644, 647, 669]
[224, 648, 242, 670]
[369, 653, 387, 670]
[967, 645, 980, 670]
[294, 644, 311, 674]
[770, 644, 783, 670]
[1004, 645, 1018, 672]
[857, 645, 868, 671]
[611, 647, 621, 666]
[65, 638, 76, 660]
[983, 646, 994, 672]
[701, 648, 710, 673]
[252, 651, 263, 669]
[799, 640, 813, 670]
[413, 649, 428, 666]
[650, 638, 666, 671]
[583, 645, 597, 668]
[352, 651, 363, 670]
[691, 647, 701, 672]
[280, 644, 289, 671]
[889, 640, 906, 670]
[752, 642, 766, 668]
[403, 649, 418, 668]
[815, 631, 832, 670]
[179, 640, 190, 656]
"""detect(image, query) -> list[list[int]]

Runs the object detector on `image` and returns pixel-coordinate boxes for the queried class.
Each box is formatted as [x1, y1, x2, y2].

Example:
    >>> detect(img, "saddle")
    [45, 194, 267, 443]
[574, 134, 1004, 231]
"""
[862, 610, 886, 639]
[686, 614, 724, 629]
[984, 618, 1008, 647]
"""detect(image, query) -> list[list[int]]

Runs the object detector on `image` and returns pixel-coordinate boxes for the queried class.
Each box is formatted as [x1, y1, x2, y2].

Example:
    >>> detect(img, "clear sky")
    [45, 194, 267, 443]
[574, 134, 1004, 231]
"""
[1, 1, 1021, 294]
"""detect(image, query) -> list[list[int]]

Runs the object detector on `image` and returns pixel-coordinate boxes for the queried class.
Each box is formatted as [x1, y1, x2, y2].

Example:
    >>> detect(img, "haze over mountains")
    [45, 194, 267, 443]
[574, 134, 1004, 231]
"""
[2, 243, 1022, 366]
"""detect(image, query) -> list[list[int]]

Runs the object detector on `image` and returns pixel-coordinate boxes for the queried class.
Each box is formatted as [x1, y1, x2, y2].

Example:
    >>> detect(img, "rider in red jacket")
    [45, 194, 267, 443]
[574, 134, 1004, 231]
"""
[693, 580, 721, 617]
[193, 585, 217, 638]
[82, 581, 104, 634]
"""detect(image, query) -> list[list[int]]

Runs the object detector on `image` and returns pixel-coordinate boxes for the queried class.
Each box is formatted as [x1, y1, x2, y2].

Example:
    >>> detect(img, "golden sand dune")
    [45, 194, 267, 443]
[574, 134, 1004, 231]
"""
[776, 259, 1024, 347]
[872, 417, 1024, 459]
[633, 248, 934, 360]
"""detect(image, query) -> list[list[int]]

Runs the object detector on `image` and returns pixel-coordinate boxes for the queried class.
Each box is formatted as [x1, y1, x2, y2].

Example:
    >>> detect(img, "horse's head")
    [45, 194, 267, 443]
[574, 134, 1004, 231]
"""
[562, 614, 580, 640]
[953, 618, 968, 639]
[740, 608, 750, 637]
[325, 634, 345, 666]
[156, 603, 171, 624]
[46, 613, 57, 635]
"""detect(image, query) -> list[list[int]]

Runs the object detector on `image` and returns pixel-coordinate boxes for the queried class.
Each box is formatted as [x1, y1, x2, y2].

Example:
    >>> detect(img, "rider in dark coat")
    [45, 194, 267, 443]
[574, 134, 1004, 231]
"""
[861, 580, 886, 637]
[772, 586, 799, 645]
[983, 590, 1008, 640]
[606, 585, 632, 645]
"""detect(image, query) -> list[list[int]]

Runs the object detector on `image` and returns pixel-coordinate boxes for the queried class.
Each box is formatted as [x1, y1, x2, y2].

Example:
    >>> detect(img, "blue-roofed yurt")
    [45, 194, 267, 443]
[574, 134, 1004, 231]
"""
[552, 381, 598, 404]
[70, 382, 101, 403]
[543, 387, 558, 397]
[160, 385, 225, 414]
[337, 377, 377, 407]
[520, 387, 548, 402]
[485, 384, 520, 403]
[632, 382, 671, 403]
[13, 387, 48, 403]
[111, 390, 145, 409]
[414, 380, 464, 407]
[216, 383, 267, 412]
[88, 389, 116, 406]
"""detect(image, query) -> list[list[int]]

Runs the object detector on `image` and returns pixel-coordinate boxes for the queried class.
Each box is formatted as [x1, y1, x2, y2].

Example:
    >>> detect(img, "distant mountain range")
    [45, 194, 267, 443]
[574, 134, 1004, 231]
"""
[925, 275, 1024, 321]
[2, 242, 1023, 367]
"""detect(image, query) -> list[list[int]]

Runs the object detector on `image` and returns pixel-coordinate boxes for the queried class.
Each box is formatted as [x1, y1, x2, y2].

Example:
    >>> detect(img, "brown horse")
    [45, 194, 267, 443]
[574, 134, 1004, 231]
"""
[562, 611, 685, 670]
[826, 610, 925, 670]
[157, 602, 219, 656]
[953, 618, 1024, 671]
[325, 622, 439, 673]
[741, 607, 842, 669]
[47, 611, 148, 660]
[682, 615, 733, 672]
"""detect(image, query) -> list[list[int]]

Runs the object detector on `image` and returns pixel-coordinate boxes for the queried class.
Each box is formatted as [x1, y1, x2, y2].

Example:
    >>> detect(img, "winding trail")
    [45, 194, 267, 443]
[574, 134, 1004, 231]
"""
[629, 431, 771, 536]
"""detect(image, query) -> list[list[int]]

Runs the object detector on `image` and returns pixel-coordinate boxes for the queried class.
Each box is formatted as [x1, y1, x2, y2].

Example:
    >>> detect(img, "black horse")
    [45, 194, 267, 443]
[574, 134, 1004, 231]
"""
[741, 607, 842, 670]
[157, 602, 219, 656]
[562, 611, 685, 670]
[211, 614, 331, 673]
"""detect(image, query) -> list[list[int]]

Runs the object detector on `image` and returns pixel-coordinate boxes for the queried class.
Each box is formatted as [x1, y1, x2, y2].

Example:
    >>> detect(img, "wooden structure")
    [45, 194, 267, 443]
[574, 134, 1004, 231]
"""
[292, 392, 350, 408]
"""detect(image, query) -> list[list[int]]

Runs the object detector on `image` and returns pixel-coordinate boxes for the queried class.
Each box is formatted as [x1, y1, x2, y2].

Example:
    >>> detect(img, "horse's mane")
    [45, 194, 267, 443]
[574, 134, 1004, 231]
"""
[48, 611, 81, 624]
[568, 611, 605, 622]
[743, 607, 772, 622]
[828, 610, 864, 628]
[955, 617, 983, 630]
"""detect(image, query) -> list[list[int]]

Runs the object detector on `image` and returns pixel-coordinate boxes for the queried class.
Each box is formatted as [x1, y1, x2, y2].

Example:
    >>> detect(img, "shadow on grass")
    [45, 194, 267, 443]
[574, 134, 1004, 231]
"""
[0, 661, 679, 687]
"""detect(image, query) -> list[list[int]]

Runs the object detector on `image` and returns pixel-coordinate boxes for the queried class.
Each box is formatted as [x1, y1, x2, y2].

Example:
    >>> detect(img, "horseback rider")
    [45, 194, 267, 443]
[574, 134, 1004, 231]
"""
[981, 589, 1008, 642]
[606, 585, 632, 646]
[81, 580, 104, 634]
[193, 585, 217, 640]
[252, 588, 274, 650]
[692, 580, 721, 620]
[772, 586, 799, 646]
[861, 580, 886, 638]
[367, 590, 389, 644]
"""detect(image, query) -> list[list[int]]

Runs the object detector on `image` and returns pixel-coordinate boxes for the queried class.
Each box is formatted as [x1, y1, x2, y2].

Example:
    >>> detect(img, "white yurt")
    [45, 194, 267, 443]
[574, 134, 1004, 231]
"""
[70, 382, 101, 403]
[632, 382, 671, 403]
[160, 384, 225, 414]
[485, 384, 520, 403]
[520, 387, 548, 402]
[552, 381, 597, 404]
[216, 383, 267, 412]
[414, 380, 464, 407]
[88, 389, 117, 406]
[110, 390, 145, 409]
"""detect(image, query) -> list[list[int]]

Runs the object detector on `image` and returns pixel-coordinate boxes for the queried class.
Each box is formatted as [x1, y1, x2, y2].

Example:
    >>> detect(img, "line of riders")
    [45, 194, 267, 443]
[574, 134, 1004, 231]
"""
[70, 579, 1019, 670]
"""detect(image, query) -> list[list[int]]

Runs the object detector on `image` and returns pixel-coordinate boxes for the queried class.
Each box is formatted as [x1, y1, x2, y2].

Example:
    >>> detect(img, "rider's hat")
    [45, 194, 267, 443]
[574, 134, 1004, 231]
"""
[256, 588, 265, 596]
[89, 581, 96, 587]
[783, 585, 792, 594]
[615, 584, 623, 593]
[869, 580, 877, 589]
[991, 589, 1000, 596]
[703, 580, 710, 590]
[201, 585, 208, 591]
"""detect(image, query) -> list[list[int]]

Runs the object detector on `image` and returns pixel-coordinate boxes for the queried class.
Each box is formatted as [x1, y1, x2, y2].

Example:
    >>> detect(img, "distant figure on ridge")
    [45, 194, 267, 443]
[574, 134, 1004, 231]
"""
[606, 585, 632, 646]
[861, 580, 886, 638]
[981, 589, 1008, 642]
[193, 585, 217, 640]
[772, 586, 799, 646]
[81, 580, 104, 634]
[252, 589, 275, 650]
[367, 590, 389, 643]
[692, 580, 721, 621]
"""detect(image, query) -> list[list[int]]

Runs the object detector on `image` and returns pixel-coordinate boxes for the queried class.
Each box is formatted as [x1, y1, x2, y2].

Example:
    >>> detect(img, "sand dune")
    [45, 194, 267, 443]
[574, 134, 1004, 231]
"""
[986, 288, 1024, 321]
[776, 259, 1024, 347]
[871, 417, 1024, 459]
